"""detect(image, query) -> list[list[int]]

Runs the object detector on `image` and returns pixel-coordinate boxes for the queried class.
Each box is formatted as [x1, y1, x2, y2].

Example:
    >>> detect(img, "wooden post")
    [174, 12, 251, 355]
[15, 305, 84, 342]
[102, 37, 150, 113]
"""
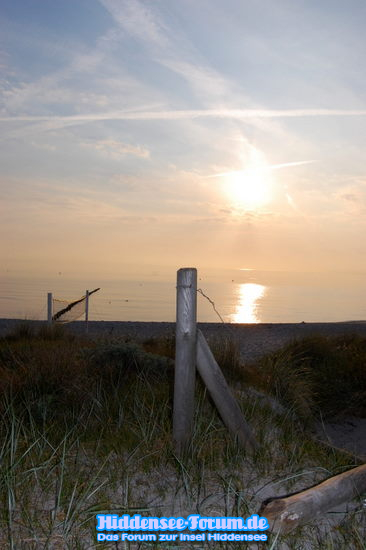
[196, 330, 258, 452]
[47, 292, 53, 325]
[173, 268, 197, 456]
[260, 463, 366, 533]
[85, 290, 89, 333]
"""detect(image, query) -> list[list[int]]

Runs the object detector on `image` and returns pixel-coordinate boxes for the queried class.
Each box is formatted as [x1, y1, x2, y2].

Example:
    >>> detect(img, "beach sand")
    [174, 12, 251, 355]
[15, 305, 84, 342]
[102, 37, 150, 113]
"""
[1, 318, 365, 459]
[2, 318, 366, 361]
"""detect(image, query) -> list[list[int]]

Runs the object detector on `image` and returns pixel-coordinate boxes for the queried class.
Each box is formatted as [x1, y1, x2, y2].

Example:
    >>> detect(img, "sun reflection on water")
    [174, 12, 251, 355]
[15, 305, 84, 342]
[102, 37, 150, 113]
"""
[231, 283, 266, 323]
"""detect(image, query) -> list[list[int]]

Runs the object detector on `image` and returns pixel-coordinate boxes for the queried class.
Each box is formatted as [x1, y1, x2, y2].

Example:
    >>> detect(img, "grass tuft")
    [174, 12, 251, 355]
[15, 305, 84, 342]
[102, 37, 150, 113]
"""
[243, 334, 366, 421]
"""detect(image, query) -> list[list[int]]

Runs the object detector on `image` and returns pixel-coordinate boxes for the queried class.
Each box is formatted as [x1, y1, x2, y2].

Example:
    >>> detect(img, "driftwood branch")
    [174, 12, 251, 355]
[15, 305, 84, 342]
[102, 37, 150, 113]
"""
[260, 464, 366, 533]
[196, 329, 258, 452]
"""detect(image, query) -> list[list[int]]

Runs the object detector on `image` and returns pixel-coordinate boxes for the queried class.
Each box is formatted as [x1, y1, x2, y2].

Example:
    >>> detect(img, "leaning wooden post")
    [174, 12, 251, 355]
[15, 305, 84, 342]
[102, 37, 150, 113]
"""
[47, 292, 53, 325]
[260, 463, 366, 533]
[173, 268, 197, 456]
[196, 330, 258, 452]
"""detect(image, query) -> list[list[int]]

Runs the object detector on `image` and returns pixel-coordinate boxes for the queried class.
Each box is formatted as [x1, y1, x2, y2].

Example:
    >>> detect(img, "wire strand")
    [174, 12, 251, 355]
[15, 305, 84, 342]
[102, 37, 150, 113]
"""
[196, 288, 226, 324]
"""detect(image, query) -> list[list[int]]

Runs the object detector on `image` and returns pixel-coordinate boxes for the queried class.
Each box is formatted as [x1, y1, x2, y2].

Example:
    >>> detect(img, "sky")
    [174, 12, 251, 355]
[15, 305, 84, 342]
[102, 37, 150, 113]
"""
[1, 0, 366, 281]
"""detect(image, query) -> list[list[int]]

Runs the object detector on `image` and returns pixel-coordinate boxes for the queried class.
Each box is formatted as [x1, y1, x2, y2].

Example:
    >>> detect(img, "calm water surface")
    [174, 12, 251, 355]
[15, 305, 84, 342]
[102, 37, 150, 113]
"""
[0, 271, 365, 323]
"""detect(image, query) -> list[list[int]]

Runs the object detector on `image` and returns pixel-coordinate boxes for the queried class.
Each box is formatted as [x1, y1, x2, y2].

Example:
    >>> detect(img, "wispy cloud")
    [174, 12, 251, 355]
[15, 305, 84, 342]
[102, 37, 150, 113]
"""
[97, 0, 251, 107]
[99, 0, 169, 48]
[81, 139, 150, 159]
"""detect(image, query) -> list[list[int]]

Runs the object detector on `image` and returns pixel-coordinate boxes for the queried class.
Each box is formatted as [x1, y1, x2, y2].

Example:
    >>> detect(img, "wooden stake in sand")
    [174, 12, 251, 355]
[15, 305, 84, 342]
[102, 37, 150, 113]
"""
[47, 292, 53, 325]
[196, 329, 258, 452]
[173, 268, 197, 456]
[260, 463, 366, 533]
[85, 289, 89, 333]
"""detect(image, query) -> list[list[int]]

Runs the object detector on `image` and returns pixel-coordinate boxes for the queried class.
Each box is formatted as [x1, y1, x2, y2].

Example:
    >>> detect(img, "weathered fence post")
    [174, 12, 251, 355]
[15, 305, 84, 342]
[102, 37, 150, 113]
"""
[173, 268, 197, 456]
[47, 292, 53, 325]
[85, 289, 89, 333]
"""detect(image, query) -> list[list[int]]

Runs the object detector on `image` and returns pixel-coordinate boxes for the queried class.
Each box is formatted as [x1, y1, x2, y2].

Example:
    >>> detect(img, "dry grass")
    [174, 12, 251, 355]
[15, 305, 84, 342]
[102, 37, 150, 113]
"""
[0, 323, 364, 549]
[242, 334, 366, 421]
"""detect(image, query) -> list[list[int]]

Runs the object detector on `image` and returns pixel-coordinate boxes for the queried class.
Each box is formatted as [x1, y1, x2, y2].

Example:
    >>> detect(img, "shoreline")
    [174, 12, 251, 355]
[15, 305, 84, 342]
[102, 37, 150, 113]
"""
[2, 318, 366, 362]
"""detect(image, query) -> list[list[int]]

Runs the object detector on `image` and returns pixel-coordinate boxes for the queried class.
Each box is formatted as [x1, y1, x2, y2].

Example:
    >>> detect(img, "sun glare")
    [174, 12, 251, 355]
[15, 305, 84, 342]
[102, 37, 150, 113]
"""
[228, 168, 270, 209]
[220, 146, 272, 209]
[231, 283, 266, 323]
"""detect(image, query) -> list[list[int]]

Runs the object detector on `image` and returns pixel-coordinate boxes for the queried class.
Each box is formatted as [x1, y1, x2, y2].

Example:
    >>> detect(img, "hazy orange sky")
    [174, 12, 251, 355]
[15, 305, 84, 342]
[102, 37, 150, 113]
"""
[1, 0, 366, 281]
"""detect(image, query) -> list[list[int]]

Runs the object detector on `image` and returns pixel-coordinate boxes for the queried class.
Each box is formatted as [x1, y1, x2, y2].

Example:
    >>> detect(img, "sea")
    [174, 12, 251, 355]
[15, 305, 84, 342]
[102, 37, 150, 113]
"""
[0, 270, 365, 324]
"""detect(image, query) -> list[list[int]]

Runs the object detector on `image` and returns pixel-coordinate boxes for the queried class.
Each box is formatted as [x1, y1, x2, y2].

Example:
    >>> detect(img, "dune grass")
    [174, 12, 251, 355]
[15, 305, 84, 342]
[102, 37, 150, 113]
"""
[0, 322, 364, 548]
[242, 334, 366, 421]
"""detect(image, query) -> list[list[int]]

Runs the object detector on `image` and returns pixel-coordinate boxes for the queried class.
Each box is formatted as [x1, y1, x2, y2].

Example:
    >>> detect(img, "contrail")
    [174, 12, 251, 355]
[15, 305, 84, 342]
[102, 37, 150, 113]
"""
[207, 160, 316, 178]
[1, 108, 366, 123]
[270, 160, 316, 170]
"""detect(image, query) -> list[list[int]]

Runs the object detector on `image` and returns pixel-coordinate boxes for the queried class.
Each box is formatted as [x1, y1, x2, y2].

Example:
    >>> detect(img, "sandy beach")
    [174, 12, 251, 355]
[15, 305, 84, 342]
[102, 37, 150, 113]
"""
[2, 317, 366, 362]
[1, 318, 366, 459]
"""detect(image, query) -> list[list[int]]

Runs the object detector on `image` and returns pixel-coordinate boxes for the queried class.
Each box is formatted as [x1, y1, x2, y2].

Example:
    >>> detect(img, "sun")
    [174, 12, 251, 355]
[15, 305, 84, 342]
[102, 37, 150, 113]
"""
[228, 167, 270, 209]
[216, 146, 272, 209]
